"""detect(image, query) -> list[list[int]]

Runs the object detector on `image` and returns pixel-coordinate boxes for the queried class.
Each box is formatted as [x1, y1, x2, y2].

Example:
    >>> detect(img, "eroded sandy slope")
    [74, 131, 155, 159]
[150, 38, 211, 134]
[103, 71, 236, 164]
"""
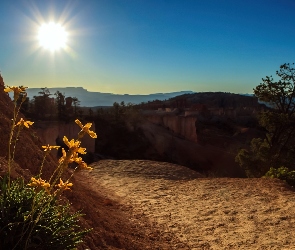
[79, 160, 295, 250]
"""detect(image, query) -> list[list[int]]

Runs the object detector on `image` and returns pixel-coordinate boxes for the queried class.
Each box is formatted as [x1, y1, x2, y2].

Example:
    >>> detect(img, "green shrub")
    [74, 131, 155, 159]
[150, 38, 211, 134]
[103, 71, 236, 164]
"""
[0, 175, 89, 250]
[264, 166, 295, 187]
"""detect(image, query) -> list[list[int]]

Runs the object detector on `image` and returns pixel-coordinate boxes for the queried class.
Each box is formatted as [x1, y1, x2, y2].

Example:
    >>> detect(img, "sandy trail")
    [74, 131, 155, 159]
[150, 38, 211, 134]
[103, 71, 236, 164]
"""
[80, 160, 295, 250]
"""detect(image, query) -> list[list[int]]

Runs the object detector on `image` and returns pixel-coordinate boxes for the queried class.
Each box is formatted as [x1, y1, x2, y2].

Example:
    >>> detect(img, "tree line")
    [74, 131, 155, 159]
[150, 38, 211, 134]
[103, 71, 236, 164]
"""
[17, 88, 81, 121]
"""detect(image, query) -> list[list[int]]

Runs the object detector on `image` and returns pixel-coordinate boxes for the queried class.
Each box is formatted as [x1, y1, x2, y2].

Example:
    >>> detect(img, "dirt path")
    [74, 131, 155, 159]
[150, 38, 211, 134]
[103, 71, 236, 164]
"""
[79, 160, 295, 250]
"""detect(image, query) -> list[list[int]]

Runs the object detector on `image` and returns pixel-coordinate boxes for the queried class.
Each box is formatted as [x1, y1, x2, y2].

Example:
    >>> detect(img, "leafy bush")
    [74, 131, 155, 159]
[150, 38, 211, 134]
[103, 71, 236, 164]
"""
[235, 138, 271, 177]
[264, 166, 295, 186]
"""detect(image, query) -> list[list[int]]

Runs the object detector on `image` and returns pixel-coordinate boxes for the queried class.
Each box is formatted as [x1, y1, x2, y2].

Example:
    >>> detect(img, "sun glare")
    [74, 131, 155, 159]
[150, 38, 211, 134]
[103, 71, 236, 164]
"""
[38, 22, 67, 51]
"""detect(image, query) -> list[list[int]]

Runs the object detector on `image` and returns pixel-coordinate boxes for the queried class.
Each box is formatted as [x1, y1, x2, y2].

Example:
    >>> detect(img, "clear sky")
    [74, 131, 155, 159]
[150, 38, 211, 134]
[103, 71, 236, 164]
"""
[1, 0, 295, 94]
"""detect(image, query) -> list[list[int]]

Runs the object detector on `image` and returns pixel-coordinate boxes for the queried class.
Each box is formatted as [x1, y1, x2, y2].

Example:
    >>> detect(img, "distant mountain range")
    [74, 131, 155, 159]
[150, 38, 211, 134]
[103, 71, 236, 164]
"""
[25, 87, 195, 107]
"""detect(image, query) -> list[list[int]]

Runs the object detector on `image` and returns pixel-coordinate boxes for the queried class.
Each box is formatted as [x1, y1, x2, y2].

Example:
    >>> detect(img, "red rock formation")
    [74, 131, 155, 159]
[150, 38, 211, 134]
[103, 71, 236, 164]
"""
[145, 113, 198, 142]
[0, 74, 57, 180]
[140, 120, 243, 176]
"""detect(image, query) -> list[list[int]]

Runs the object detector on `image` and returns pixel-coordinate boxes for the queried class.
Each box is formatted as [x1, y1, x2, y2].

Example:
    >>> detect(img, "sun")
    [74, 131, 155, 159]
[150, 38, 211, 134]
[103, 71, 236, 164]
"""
[38, 22, 68, 51]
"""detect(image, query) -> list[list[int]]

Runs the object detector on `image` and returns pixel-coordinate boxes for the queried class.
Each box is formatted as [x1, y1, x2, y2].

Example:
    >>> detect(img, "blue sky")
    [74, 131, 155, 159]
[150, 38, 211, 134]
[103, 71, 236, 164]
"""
[1, 0, 295, 94]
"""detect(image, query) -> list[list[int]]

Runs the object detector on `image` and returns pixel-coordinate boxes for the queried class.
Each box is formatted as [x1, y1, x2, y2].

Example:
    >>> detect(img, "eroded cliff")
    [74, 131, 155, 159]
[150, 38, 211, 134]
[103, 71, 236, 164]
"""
[145, 113, 198, 143]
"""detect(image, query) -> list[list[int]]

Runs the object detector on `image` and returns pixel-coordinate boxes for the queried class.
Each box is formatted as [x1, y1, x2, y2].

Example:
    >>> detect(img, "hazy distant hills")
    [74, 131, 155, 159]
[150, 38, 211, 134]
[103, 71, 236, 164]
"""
[25, 87, 194, 107]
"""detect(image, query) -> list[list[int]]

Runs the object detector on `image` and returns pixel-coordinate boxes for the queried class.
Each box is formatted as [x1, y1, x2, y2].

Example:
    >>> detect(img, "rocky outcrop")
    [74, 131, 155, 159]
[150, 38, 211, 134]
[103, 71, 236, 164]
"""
[0, 74, 57, 179]
[145, 113, 198, 143]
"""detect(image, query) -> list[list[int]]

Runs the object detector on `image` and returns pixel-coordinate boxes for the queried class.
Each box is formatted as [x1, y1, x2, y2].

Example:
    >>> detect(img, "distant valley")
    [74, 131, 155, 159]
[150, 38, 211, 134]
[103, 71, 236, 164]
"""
[25, 87, 195, 107]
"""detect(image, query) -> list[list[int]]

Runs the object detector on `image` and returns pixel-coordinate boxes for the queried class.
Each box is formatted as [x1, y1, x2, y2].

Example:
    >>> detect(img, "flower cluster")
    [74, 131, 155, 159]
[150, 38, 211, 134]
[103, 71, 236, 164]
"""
[58, 135, 92, 170]
[4, 86, 27, 101]
[5, 84, 96, 192]
[16, 118, 34, 128]
[64, 136, 87, 154]
[74, 156, 93, 170]
[56, 178, 73, 191]
[75, 119, 97, 139]
[56, 120, 96, 172]
[28, 177, 50, 192]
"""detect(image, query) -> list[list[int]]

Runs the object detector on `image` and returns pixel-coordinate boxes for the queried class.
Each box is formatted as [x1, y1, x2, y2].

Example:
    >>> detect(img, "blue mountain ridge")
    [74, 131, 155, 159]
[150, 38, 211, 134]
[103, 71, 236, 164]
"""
[25, 87, 195, 107]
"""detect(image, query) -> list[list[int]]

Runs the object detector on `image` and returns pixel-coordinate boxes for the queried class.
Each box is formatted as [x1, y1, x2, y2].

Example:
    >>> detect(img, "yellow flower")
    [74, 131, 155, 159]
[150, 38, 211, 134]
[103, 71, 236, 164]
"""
[59, 136, 87, 167]
[74, 157, 93, 170]
[58, 148, 78, 165]
[28, 177, 50, 191]
[77, 147, 86, 154]
[63, 136, 86, 154]
[75, 119, 97, 138]
[58, 148, 67, 163]
[16, 118, 34, 128]
[4, 86, 27, 101]
[42, 144, 60, 152]
[56, 178, 73, 191]
[63, 136, 80, 148]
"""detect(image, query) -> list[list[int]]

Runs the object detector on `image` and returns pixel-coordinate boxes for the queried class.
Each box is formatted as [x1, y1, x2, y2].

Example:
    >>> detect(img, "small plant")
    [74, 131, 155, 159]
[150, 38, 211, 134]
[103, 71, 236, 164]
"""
[1, 85, 97, 249]
[0, 176, 87, 249]
[264, 166, 295, 187]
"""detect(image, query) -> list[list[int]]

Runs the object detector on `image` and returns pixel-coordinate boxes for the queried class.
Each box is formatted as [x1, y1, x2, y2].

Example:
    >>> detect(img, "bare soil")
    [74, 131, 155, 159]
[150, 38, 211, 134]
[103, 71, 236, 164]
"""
[73, 159, 295, 250]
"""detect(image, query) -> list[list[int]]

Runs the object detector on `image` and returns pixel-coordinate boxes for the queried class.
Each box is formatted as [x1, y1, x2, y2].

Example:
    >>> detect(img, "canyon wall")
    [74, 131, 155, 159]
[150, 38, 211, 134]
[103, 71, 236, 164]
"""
[139, 120, 243, 177]
[141, 110, 255, 177]
[34, 121, 96, 153]
[145, 113, 198, 143]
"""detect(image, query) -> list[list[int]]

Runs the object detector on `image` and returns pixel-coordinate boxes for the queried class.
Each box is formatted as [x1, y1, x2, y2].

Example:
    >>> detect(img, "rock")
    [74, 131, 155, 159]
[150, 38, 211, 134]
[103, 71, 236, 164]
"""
[0, 74, 57, 180]
[145, 113, 198, 143]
